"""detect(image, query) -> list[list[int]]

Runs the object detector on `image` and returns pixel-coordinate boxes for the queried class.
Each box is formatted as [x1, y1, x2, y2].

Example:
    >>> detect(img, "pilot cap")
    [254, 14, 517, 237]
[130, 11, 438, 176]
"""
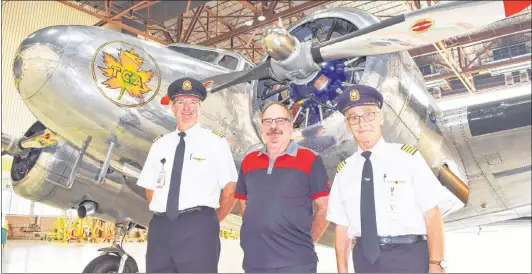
[167, 77, 207, 102]
[335, 84, 383, 114]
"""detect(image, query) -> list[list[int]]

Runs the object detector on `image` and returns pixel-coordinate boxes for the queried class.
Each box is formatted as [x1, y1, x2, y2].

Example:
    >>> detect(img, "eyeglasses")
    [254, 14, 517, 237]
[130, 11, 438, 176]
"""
[346, 112, 376, 125]
[262, 117, 290, 126]
[174, 99, 199, 107]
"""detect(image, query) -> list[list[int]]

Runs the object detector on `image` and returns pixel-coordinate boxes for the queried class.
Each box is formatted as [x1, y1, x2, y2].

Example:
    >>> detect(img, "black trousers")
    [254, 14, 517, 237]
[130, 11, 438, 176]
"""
[146, 208, 220, 273]
[353, 240, 429, 273]
[245, 262, 318, 273]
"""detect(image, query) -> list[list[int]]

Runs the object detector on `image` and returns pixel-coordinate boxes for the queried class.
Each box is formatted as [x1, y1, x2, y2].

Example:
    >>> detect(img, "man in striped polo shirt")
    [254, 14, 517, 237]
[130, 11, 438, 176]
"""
[234, 102, 330, 273]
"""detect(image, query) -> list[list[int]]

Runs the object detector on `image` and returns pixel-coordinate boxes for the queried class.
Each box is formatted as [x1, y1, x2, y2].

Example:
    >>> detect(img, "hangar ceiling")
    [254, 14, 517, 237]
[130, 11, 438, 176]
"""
[62, 0, 531, 99]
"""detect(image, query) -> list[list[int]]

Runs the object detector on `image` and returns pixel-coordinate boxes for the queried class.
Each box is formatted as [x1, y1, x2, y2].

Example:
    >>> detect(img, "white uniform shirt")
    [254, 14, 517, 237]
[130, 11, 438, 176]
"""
[137, 123, 238, 213]
[326, 137, 445, 238]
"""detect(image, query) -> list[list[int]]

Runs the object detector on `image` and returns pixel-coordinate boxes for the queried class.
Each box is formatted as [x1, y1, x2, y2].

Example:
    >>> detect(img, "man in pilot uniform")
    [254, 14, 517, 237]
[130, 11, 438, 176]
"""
[326, 84, 447, 273]
[137, 77, 238, 273]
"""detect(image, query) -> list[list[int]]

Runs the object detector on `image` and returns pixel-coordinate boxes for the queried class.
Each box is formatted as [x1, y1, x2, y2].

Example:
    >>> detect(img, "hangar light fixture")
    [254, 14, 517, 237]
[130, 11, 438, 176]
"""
[245, 20, 253, 26]
[258, 15, 265, 21]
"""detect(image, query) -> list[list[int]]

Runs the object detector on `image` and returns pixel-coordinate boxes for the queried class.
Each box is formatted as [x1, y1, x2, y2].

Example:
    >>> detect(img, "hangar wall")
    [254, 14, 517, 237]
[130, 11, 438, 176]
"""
[0, 1, 118, 216]
[1, 0, 115, 137]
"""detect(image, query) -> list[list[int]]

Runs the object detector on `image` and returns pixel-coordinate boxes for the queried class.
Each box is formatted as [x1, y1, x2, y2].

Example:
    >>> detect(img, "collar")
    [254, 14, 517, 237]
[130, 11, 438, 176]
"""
[258, 139, 298, 157]
[174, 122, 201, 138]
[355, 136, 386, 156]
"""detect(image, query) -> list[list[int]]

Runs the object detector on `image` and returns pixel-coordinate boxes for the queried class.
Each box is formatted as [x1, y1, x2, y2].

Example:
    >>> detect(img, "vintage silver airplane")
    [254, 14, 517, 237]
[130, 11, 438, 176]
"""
[2, 0, 530, 272]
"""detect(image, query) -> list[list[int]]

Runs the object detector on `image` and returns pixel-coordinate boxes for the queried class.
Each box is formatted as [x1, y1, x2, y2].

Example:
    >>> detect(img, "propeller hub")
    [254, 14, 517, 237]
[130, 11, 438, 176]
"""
[261, 28, 298, 62]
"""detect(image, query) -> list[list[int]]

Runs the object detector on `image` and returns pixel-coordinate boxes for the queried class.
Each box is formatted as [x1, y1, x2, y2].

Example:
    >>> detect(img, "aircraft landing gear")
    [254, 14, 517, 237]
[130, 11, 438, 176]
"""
[82, 222, 139, 273]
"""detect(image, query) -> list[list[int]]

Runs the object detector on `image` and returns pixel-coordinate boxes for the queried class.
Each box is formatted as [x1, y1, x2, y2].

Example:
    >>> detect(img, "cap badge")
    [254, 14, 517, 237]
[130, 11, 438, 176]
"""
[349, 89, 360, 101]
[182, 80, 192, 91]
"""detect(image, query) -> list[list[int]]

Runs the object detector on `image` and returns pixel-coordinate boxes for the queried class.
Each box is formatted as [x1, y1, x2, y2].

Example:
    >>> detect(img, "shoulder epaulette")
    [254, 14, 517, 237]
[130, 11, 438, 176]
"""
[400, 144, 418, 155]
[336, 160, 347, 172]
[152, 134, 164, 143]
[212, 130, 225, 138]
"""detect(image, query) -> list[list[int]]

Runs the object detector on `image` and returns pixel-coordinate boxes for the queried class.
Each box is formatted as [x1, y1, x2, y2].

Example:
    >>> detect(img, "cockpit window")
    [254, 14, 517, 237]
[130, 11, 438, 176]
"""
[217, 55, 239, 70]
[167, 46, 219, 63]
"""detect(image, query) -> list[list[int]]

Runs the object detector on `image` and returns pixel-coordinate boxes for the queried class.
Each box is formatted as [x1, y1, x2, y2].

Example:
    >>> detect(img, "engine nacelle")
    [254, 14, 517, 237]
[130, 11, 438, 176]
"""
[10, 122, 151, 227]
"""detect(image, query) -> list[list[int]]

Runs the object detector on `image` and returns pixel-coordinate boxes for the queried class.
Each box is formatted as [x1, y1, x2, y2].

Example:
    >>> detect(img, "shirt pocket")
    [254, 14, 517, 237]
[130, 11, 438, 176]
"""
[187, 149, 213, 182]
[383, 171, 412, 198]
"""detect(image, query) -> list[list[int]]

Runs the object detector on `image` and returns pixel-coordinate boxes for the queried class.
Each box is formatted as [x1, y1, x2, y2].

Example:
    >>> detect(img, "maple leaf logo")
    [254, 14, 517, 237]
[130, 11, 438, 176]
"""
[98, 48, 154, 100]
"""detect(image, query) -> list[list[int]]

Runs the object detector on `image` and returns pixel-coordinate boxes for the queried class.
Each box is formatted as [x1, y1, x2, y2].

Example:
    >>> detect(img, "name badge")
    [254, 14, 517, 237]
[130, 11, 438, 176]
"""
[385, 179, 404, 218]
[387, 194, 401, 218]
[156, 170, 166, 188]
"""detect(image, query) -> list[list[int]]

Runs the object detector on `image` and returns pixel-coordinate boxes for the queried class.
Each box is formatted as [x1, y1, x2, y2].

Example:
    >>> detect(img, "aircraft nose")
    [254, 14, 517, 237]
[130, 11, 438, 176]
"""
[13, 26, 68, 100]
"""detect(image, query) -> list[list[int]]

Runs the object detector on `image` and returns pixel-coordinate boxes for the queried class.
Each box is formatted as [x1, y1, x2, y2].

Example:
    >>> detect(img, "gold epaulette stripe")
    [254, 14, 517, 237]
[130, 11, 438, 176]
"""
[153, 134, 164, 143]
[400, 145, 418, 155]
[336, 160, 347, 172]
[212, 130, 224, 138]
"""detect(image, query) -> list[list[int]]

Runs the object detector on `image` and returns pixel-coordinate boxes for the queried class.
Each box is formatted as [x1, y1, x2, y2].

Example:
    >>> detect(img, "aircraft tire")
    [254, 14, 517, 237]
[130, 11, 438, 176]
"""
[82, 254, 138, 273]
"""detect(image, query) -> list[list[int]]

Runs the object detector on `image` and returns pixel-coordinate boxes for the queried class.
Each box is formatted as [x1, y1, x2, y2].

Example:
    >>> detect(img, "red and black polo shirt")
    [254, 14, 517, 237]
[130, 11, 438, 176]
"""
[234, 140, 330, 270]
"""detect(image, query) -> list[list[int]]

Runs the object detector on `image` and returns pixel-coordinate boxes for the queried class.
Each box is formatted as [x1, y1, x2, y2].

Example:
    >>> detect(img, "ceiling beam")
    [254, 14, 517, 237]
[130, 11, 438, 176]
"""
[94, 1, 159, 27]
[466, 38, 501, 69]
[199, 0, 327, 46]
[104, 0, 111, 16]
[182, 4, 205, 43]
[409, 18, 532, 57]
[156, 23, 175, 43]
[265, 1, 279, 15]
[433, 41, 476, 93]
[204, 5, 259, 56]
[239, 0, 260, 15]
[58, 1, 168, 45]
[175, 15, 183, 42]
[425, 55, 531, 82]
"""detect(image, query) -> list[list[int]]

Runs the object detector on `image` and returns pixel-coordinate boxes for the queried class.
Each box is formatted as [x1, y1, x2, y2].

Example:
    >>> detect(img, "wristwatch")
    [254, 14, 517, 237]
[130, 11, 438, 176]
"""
[430, 259, 448, 269]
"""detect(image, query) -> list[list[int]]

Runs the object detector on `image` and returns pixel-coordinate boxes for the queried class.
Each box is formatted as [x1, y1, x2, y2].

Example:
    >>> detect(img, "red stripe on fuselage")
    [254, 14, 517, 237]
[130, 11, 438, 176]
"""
[503, 0, 531, 17]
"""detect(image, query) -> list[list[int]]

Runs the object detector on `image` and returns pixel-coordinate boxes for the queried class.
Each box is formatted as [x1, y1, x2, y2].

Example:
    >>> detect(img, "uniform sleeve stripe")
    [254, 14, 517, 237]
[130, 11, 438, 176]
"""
[234, 193, 247, 200]
[401, 145, 418, 155]
[312, 191, 330, 200]
[336, 160, 346, 172]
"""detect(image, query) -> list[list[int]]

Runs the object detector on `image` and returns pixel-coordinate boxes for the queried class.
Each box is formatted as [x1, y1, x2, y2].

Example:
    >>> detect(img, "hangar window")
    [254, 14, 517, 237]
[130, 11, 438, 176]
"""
[492, 36, 530, 61]
[217, 55, 239, 70]
[168, 46, 219, 63]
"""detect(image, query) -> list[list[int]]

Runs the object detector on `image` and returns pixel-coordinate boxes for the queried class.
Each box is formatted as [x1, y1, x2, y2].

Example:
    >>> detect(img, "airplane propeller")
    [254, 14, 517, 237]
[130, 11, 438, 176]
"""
[203, 59, 275, 93]
[198, 0, 530, 94]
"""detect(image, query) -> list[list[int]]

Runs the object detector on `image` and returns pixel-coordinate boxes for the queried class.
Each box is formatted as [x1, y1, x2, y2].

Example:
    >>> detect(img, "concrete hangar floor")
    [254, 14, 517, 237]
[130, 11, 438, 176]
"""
[1, 225, 531, 273]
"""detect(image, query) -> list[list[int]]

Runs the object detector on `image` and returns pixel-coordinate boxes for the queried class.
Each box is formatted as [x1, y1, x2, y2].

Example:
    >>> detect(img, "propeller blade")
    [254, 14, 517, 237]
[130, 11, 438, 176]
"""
[203, 59, 274, 93]
[160, 60, 275, 105]
[312, 1, 531, 62]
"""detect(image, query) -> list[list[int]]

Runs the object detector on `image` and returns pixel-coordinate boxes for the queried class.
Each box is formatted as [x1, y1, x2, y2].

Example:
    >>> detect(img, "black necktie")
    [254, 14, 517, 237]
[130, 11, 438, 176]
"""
[360, 151, 380, 263]
[166, 132, 186, 221]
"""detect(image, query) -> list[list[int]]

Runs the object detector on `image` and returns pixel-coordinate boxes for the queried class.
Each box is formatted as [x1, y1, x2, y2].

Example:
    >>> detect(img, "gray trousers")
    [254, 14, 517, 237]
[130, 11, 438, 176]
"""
[353, 240, 429, 273]
[245, 262, 318, 273]
[146, 208, 220, 273]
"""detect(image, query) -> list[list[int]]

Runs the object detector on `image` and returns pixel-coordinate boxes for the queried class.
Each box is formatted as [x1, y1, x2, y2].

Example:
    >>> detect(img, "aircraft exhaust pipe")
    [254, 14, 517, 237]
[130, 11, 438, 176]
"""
[78, 201, 98, 218]
[438, 165, 469, 205]
[1, 133, 24, 156]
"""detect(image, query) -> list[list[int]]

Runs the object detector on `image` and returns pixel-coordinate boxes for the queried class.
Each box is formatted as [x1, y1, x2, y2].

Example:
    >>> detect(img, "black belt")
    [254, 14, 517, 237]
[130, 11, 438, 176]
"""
[153, 206, 212, 217]
[355, 235, 427, 245]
